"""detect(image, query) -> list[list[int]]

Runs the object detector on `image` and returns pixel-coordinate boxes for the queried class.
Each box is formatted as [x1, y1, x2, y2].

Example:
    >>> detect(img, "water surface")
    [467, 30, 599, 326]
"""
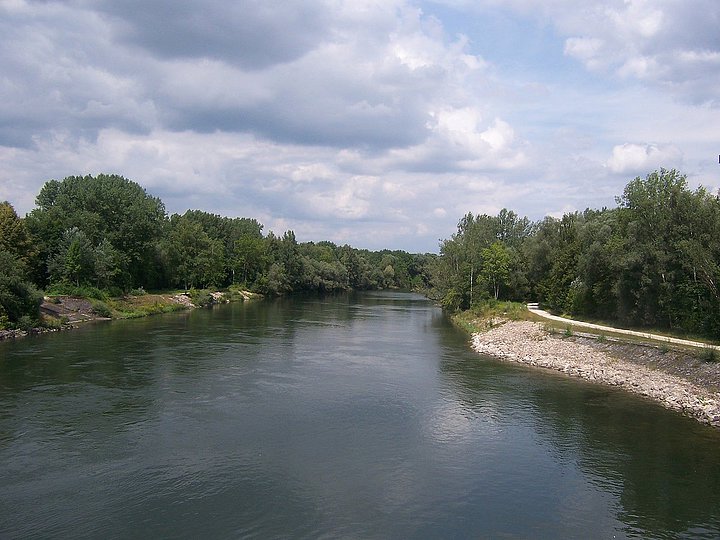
[2, 292, 720, 538]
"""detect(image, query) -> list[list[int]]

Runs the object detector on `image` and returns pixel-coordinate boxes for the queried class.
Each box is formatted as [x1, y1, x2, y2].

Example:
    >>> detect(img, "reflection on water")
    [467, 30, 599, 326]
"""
[1, 291, 719, 538]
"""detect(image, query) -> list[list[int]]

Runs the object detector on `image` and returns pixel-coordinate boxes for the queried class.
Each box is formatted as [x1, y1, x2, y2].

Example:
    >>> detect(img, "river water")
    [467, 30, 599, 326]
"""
[2, 291, 720, 538]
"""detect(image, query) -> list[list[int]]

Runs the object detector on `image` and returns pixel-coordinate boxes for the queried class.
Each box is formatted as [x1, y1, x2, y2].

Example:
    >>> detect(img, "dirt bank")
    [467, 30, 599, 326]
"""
[471, 320, 720, 428]
[1, 290, 260, 341]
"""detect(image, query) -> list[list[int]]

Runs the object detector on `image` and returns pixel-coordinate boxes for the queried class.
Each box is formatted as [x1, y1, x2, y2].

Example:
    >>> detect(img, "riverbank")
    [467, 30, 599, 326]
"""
[469, 319, 720, 428]
[0, 289, 260, 341]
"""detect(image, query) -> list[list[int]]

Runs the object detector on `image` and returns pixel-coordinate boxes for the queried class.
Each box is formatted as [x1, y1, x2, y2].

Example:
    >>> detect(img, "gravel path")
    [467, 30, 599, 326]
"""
[471, 320, 720, 428]
[528, 306, 720, 352]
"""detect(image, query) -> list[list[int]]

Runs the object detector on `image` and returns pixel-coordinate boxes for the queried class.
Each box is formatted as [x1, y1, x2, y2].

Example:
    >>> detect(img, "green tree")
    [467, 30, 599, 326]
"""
[0, 251, 42, 328]
[480, 242, 510, 300]
[164, 215, 221, 290]
[26, 174, 166, 289]
[0, 202, 34, 269]
[614, 169, 692, 327]
[48, 228, 95, 286]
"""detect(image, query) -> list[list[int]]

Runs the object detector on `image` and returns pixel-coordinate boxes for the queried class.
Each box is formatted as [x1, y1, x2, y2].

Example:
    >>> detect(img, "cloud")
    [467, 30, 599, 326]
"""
[606, 143, 683, 174]
[559, 0, 720, 105]
[93, 0, 330, 70]
[2, 0, 720, 252]
[436, 0, 720, 106]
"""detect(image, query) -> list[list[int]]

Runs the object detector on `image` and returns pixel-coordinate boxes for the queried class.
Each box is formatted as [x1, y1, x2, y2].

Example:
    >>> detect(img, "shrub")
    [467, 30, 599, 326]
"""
[45, 283, 108, 300]
[188, 289, 214, 307]
[701, 347, 718, 363]
[90, 300, 112, 318]
[16, 315, 36, 331]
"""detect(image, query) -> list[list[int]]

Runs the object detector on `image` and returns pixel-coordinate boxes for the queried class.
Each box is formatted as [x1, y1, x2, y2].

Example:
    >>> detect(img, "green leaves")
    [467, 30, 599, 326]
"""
[480, 242, 510, 301]
[436, 169, 720, 339]
[27, 174, 166, 289]
[0, 251, 42, 327]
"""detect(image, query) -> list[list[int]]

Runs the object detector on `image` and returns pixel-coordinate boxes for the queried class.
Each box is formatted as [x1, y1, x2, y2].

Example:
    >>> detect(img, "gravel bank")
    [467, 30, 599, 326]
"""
[471, 320, 720, 428]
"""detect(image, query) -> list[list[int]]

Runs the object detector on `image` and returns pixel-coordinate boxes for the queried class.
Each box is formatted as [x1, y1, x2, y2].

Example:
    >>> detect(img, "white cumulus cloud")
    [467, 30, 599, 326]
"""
[606, 143, 683, 174]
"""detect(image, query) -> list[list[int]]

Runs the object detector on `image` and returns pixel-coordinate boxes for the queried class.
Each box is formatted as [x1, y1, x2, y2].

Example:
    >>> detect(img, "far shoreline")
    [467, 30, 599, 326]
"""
[0, 289, 260, 342]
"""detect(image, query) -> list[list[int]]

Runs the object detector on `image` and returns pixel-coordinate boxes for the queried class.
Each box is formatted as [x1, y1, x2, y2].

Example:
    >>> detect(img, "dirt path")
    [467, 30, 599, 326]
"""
[527, 304, 719, 352]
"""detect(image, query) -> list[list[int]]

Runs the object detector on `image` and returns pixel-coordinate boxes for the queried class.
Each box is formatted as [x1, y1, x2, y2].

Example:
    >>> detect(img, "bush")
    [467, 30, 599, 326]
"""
[470, 299, 527, 320]
[90, 300, 112, 318]
[45, 283, 108, 300]
[0, 252, 43, 326]
[701, 347, 718, 363]
[16, 315, 36, 331]
[188, 289, 214, 307]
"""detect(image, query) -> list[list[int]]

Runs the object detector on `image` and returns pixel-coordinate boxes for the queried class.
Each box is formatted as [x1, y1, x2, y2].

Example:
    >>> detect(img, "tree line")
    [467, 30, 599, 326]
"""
[0, 174, 433, 329]
[3, 169, 719, 341]
[431, 169, 720, 340]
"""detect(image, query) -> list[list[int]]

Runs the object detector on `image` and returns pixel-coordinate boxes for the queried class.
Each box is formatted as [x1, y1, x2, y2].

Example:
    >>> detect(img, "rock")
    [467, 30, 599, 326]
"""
[471, 320, 720, 429]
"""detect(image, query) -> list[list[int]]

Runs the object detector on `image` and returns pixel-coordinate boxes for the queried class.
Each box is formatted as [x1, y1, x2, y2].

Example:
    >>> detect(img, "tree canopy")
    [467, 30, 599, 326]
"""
[4, 169, 719, 341]
[432, 169, 720, 340]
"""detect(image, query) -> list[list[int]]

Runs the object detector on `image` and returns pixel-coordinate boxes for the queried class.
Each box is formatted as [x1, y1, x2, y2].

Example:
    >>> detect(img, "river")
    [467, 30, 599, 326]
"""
[1, 291, 720, 538]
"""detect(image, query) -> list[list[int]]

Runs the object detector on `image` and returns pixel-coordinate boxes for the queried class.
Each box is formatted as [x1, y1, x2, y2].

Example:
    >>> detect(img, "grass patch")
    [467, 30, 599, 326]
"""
[700, 347, 718, 363]
[90, 299, 112, 318]
[452, 300, 528, 334]
[469, 300, 528, 321]
[107, 294, 189, 319]
[45, 283, 109, 301]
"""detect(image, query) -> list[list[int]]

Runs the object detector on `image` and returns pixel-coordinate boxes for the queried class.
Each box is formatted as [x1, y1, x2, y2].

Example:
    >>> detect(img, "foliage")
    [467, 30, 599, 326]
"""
[26, 174, 166, 289]
[9, 167, 719, 343]
[0, 201, 35, 268]
[451, 300, 528, 333]
[90, 299, 112, 318]
[188, 289, 214, 307]
[45, 283, 108, 301]
[480, 242, 510, 300]
[432, 169, 720, 341]
[0, 251, 42, 327]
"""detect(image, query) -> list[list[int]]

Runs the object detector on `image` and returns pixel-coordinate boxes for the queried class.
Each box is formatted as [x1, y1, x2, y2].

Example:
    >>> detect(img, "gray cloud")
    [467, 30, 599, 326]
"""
[92, 0, 330, 70]
[1, 0, 719, 252]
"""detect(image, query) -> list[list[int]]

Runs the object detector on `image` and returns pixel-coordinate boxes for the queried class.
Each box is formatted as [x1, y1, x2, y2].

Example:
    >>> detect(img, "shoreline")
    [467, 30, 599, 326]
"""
[470, 320, 720, 428]
[0, 289, 259, 342]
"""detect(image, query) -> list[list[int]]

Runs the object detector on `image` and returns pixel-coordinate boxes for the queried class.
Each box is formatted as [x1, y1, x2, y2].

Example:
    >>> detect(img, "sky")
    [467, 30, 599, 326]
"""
[1, 0, 719, 253]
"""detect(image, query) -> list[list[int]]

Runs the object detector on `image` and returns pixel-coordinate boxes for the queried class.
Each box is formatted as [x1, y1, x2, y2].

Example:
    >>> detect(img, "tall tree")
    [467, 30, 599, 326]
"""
[26, 174, 166, 288]
[0, 202, 34, 269]
[480, 242, 510, 300]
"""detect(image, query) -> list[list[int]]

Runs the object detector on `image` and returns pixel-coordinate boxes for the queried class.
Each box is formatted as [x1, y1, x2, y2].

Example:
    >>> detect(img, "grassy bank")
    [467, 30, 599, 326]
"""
[39, 285, 259, 325]
[450, 301, 528, 334]
[451, 300, 718, 365]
